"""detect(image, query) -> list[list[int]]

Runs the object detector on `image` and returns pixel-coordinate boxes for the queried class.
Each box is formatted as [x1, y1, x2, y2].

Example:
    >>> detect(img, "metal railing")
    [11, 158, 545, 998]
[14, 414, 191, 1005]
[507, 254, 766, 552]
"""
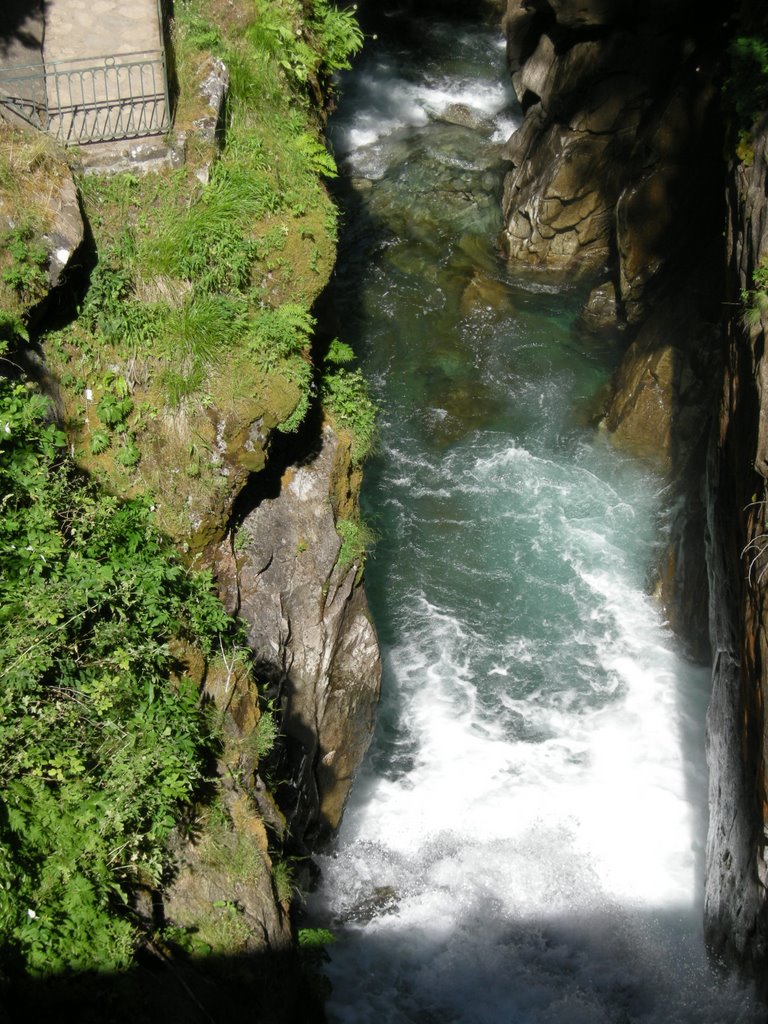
[0, 49, 170, 144]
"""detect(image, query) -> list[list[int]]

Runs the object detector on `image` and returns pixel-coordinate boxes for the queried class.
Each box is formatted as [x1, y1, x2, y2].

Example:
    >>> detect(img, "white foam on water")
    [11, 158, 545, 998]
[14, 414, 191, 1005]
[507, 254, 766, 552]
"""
[310, 439, 763, 1023]
[331, 49, 518, 176]
[312, 14, 763, 1023]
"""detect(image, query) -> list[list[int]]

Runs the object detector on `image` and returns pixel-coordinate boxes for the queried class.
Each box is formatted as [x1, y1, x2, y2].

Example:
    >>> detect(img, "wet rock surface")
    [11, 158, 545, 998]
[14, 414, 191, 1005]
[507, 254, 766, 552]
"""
[500, 0, 722, 320]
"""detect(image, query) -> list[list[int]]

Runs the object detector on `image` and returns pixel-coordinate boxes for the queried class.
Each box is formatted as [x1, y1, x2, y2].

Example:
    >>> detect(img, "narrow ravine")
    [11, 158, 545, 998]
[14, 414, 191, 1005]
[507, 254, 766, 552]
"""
[309, 7, 763, 1022]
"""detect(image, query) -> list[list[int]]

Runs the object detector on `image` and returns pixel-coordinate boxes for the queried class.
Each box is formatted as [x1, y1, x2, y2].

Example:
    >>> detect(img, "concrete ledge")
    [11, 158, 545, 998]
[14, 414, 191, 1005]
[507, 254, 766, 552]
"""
[76, 134, 186, 175]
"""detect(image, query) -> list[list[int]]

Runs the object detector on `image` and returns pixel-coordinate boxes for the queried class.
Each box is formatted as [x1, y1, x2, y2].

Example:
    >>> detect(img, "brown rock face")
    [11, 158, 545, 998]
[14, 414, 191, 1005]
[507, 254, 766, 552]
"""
[705, 118, 768, 978]
[216, 424, 382, 842]
[600, 286, 719, 659]
[500, 0, 721, 321]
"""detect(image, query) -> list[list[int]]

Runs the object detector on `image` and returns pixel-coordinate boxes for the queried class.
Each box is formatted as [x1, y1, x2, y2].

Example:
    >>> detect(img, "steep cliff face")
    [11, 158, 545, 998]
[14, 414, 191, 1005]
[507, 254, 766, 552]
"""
[216, 424, 381, 845]
[501, 0, 721, 321]
[705, 117, 768, 975]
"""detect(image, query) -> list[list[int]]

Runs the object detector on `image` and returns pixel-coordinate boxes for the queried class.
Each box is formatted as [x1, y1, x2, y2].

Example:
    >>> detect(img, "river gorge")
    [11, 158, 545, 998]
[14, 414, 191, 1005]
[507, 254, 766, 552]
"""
[306, 4, 766, 1022]
[3, 0, 768, 1018]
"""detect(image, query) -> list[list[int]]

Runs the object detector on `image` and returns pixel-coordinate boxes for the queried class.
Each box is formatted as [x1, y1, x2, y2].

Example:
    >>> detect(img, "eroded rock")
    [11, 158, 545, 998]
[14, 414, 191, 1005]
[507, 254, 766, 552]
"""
[216, 424, 381, 841]
[705, 114, 768, 981]
[44, 172, 84, 287]
[500, 0, 721, 311]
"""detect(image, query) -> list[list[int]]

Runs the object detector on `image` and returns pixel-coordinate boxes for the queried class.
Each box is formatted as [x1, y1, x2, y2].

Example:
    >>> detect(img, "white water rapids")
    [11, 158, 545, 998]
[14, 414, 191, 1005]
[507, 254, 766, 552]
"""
[307, 10, 764, 1023]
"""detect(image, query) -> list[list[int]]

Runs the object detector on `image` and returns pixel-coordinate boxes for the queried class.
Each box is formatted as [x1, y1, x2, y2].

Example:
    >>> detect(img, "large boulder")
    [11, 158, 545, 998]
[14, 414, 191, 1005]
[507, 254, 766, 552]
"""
[500, 0, 722, 314]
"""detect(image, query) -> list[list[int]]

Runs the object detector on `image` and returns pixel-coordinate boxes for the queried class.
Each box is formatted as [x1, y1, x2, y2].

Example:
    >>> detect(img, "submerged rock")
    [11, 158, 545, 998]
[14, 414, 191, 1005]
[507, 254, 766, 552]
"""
[435, 102, 491, 131]
[346, 885, 400, 924]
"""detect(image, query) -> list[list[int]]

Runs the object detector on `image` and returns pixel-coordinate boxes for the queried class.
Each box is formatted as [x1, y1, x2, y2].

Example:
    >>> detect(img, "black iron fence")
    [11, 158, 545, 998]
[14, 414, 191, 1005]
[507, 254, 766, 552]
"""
[0, 49, 170, 144]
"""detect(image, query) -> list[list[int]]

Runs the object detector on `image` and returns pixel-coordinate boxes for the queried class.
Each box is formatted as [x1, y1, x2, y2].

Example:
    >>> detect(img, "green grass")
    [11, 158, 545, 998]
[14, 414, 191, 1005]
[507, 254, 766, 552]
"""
[37, 0, 355, 536]
[43, 0, 355, 509]
[741, 258, 768, 328]
[335, 515, 375, 575]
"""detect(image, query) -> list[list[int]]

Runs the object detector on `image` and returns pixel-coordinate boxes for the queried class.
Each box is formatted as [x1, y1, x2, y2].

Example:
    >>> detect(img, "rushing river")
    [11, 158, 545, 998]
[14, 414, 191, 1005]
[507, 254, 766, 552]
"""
[308, 6, 763, 1022]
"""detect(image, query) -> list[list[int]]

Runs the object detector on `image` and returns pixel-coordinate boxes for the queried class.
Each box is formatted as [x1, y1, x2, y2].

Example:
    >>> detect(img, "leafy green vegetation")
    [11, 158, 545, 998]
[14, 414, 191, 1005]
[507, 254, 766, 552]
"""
[322, 363, 377, 464]
[726, 36, 768, 131]
[298, 926, 336, 951]
[2, 224, 48, 306]
[724, 27, 768, 163]
[271, 857, 295, 906]
[0, 0, 374, 989]
[249, 0, 363, 94]
[0, 376, 243, 975]
[319, 338, 378, 571]
[297, 926, 336, 999]
[335, 515, 375, 575]
[741, 258, 768, 328]
[0, 128, 65, 343]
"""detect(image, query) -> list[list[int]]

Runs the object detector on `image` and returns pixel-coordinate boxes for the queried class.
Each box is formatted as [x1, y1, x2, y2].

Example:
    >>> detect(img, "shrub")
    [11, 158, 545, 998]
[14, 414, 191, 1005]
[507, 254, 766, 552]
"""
[0, 378, 234, 976]
[321, 365, 377, 463]
[725, 36, 768, 130]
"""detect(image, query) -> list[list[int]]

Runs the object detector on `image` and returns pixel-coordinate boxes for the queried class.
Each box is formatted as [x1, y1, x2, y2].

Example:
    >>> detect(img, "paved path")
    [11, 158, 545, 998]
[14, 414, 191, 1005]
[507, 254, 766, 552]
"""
[44, 0, 162, 63]
[0, 0, 169, 145]
[0, 1, 45, 125]
[0, 1, 44, 65]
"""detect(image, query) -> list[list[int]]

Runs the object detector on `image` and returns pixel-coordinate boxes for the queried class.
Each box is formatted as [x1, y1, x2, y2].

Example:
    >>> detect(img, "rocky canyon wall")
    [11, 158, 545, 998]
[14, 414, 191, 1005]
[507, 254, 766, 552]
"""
[705, 116, 768, 975]
[500, 0, 724, 657]
[216, 425, 381, 848]
[501, 0, 722, 317]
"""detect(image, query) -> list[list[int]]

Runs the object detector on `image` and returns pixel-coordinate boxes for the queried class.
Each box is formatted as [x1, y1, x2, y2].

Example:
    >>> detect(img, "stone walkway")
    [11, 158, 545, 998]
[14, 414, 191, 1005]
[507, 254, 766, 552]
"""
[44, 0, 162, 63]
[0, 0, 169, 145]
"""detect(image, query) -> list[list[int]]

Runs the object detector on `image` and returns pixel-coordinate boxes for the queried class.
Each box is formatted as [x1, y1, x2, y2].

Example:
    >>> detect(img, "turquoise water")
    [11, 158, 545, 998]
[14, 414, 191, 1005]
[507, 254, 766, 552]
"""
[310, 10, 763, 1023]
